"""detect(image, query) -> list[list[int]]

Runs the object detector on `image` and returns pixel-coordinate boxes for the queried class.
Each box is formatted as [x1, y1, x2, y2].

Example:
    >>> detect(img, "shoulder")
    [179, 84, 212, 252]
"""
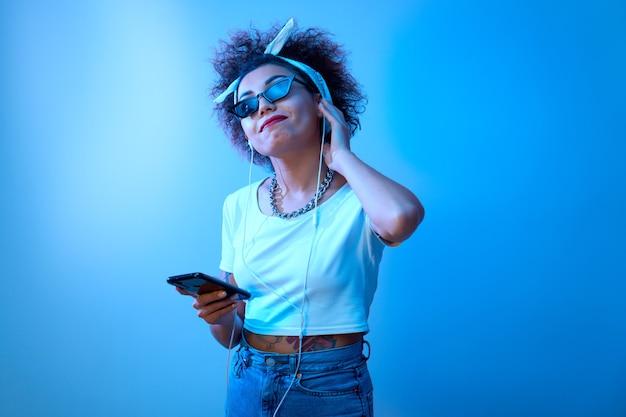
[221, 179, 264, 215]
[225, 180, 265, 203]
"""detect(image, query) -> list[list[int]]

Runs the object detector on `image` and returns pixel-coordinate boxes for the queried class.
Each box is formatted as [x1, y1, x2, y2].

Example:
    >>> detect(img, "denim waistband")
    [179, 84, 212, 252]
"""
[238, 332, 369, 374]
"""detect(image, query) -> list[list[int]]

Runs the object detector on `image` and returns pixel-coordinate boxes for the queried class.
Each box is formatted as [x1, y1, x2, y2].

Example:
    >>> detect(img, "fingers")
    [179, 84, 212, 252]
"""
[192, 290, 239, 325]
[197, 302, 238, 325]
[318, 99, 346, 123]
[175, 286, 197, 297]
[319, 100, 350, 146]
[194, 290, 229, 306]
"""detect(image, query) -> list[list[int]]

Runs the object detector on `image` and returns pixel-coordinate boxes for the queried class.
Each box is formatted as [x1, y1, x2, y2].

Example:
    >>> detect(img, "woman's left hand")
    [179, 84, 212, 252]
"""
[317, 99, 424, 244]
[319, 99, 352, 171]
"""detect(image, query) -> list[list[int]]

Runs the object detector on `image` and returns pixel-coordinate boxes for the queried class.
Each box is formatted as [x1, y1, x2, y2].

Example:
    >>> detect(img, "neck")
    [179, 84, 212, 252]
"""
[270, 155, 327, 196]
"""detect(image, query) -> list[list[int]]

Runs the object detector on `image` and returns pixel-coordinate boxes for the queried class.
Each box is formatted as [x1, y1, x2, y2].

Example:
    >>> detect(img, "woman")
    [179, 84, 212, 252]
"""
[178, 19, 424, 417]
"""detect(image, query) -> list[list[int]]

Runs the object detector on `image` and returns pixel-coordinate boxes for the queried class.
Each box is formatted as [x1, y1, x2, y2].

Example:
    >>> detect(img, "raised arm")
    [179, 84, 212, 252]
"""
[320, 99, 424, 243]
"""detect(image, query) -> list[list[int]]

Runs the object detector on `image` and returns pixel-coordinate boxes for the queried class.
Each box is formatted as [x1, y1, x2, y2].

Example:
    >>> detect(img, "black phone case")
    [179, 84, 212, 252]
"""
[167, 272, 251, 299]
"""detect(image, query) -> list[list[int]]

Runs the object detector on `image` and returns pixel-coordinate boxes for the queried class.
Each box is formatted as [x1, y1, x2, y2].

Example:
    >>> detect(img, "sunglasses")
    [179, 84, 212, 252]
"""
[230, 75, 310, 118]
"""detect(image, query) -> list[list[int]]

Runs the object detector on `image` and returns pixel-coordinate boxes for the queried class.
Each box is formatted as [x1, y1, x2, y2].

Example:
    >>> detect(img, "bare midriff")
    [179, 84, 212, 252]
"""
[244, 329, 364, 354]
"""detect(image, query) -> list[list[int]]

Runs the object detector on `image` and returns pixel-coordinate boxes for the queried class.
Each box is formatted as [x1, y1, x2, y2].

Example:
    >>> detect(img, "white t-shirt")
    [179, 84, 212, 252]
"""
[219, 180, 385, 336]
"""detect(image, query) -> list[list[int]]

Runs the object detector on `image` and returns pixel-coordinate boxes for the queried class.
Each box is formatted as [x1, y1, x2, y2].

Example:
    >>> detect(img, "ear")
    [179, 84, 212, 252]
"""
[315, 94, 324, 117]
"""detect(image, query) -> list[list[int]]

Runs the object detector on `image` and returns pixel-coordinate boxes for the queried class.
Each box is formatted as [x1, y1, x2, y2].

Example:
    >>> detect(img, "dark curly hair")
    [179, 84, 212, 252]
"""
[210, 20, 367, 170]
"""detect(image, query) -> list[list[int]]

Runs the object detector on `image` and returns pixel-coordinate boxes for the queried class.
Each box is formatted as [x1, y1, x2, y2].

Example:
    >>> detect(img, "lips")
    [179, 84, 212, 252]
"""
[260, 115, 287, 132]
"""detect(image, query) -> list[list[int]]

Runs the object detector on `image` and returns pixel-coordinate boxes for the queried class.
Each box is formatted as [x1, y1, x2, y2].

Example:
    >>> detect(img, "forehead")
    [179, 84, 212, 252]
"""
[238, 64, 295, 90]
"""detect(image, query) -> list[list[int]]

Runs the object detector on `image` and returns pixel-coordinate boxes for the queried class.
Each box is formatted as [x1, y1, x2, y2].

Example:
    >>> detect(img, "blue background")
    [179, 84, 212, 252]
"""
[1, 1, 625, 416]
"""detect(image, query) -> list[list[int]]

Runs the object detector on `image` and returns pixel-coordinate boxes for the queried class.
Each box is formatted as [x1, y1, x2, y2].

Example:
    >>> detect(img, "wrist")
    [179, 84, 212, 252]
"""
[328, 148, 357, 173]
[211, 315, 242, 347]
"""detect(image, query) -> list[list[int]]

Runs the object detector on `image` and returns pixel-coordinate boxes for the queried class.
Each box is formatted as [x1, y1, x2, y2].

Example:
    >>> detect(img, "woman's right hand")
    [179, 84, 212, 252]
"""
[191, 290, 239, 326]
[174, 271, 244, 348]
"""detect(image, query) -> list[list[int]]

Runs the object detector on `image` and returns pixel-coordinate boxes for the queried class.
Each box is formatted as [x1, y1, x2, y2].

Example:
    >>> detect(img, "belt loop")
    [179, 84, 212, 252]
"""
[362, 339, 371, 361]
[290, 353, 299, 374]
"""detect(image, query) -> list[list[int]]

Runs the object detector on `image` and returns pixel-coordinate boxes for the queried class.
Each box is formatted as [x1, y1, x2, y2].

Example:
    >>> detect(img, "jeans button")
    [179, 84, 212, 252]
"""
[265, 357, 276, 366]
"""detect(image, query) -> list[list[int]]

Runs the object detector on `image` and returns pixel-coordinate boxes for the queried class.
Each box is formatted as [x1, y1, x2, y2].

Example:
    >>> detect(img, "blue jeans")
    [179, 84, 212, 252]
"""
[227, 333, 374, 417]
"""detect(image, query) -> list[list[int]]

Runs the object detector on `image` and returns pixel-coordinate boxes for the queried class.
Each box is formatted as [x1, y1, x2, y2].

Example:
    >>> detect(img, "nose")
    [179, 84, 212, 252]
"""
[257, 95, 276, 116]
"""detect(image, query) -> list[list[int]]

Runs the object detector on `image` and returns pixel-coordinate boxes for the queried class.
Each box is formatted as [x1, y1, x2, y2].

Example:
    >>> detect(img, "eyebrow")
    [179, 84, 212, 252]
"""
[237, 74, 290, 101]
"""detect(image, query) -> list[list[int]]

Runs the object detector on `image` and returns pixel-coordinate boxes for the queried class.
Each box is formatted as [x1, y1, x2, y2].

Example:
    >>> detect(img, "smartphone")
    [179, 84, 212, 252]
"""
[167, 272, 251, 300]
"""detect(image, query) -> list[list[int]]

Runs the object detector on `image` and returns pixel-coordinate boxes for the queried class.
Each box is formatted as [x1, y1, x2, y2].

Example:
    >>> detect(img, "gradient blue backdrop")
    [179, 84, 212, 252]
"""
[1, 1, 625, 416]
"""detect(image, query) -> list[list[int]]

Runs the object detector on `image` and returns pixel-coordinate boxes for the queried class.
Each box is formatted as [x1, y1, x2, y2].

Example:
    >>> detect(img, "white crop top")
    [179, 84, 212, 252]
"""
[219, 180, 385, 336]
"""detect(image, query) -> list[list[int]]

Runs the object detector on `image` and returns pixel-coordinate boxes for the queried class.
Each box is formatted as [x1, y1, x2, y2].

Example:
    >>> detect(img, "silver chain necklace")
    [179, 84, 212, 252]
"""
[269, 170, 334, 219]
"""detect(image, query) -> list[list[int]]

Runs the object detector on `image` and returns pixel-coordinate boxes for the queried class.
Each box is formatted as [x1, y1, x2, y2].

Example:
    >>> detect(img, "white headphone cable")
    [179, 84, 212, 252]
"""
[272, 117, 327, 417]
[225, 310, 237, 417]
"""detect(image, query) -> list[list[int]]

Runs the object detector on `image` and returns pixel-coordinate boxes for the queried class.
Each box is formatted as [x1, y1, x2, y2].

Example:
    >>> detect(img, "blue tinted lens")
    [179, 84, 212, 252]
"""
[231, 76, 295, 118]
[232, 98, 257, 118]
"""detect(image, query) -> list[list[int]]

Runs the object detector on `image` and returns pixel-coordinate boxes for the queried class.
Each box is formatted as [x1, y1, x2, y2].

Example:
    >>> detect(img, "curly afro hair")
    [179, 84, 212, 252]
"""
[210, 20, 367, 170]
